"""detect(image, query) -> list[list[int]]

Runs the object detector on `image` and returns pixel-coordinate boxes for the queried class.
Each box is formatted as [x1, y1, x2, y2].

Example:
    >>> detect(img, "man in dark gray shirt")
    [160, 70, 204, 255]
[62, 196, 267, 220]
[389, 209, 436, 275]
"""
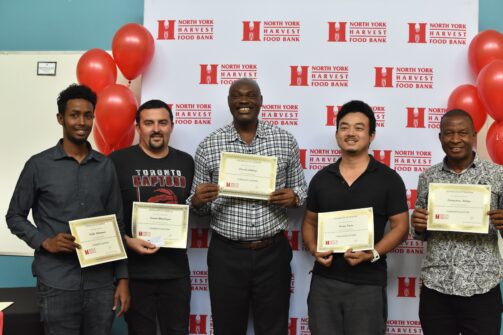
[6, 84, 130, 335]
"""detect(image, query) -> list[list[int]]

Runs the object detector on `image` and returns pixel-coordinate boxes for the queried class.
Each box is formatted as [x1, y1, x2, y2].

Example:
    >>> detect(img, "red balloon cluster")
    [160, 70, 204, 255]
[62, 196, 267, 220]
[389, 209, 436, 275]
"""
[76, 23, 155, 155]
[447, 30, 503, 164]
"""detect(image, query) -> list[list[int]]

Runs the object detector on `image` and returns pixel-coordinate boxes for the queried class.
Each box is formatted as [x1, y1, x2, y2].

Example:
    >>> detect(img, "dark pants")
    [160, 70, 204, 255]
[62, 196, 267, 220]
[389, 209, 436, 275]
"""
[125, 277, 191, 335]
[307, 274, 387, 335]
[37, 281, 114, 335]
[419, 285, 502, 335]
[208, 232, 292, 335]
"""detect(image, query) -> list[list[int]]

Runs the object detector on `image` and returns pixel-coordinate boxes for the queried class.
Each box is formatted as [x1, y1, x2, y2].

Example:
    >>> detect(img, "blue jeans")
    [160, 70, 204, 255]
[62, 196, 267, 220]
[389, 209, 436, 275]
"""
[37, 281, 115, 335]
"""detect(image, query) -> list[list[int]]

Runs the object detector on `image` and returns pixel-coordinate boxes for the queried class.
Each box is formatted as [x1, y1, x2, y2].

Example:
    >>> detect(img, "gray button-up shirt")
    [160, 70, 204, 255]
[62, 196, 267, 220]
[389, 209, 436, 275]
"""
[6, 140, 128, 290]
[414, 154, 503, 296]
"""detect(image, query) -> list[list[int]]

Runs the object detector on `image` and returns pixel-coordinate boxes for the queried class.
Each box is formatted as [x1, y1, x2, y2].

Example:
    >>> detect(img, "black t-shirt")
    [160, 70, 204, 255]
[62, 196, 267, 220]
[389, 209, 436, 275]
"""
[110, 145, 194, 279]
[306, 156, 408, 286]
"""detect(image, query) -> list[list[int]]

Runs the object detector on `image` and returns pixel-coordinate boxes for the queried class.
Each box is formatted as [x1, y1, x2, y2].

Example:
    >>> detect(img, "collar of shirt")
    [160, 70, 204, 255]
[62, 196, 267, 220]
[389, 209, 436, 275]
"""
[224, 120, 270, 143]
[326, 154, 379, 177]
[441, 152, 478, 175]
[51, 139, 103, 164]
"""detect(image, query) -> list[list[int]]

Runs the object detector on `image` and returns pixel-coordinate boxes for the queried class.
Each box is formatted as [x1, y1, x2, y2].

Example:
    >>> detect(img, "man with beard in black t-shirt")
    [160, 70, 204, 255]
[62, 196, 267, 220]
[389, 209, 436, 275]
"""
[110, 100, 194, 335]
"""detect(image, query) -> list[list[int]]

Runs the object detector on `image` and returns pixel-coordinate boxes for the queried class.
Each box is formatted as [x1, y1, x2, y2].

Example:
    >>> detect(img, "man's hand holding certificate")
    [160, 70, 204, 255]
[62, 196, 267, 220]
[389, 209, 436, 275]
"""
[218, 152, 277, 200]
[317, 208, 374, 253]
[69, 214, 127, 268]
[427, 183, 491, 233]
[132, 202, 189, 249]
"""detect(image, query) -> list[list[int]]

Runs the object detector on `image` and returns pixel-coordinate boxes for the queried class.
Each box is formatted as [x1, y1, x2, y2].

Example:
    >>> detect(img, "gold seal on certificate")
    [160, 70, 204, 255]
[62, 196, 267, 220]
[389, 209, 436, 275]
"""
[427, 183, 491, 233]
[317, 208, 374, 253]
[218, 152, 277, 200]
[69, 214, 127, 268]
[132, 202, 189, 249]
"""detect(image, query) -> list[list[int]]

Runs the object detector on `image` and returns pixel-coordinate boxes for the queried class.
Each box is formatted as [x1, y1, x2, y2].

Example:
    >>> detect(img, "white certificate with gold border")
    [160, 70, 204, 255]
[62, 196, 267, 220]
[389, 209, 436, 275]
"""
[218, 152, 277, 200]
[427, 183, 491, 233]
[132, 202, 189, 249]
[69, 214, 127, 268]
[317, 208, 374, 253]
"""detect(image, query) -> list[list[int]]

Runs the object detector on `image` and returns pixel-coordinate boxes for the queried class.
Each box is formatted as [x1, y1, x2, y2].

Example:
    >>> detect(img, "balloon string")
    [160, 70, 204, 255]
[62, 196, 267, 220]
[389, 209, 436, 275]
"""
[128, 80, 132, 87]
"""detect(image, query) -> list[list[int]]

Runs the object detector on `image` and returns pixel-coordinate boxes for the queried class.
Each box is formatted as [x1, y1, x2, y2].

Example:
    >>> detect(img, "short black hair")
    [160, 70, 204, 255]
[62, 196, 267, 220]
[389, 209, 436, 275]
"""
[336, 100, 376, 135]
[440, 109, 475, 134]
[136, 99, 174, 124]
[57, 84, 97, 115]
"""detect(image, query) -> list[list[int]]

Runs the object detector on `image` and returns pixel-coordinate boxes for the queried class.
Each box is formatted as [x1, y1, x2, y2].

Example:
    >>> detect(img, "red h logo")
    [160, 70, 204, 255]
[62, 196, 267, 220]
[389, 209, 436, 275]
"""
[328, 22, 347, 42]
[200, 64, 219, 85]
[406, 107, 426, 128]
[288, 317, 298, 335]
[190, 228, 209, 248]
[284, 230, 300, 251]
[290, 66, 309, 86]
[242, 21, 261, 41]
[157, 20, 176, 40]
[189, 314, 208, 334]
[373, 150, 392, 167]
[397, 277, 417, 297]
[374, 67, 394, 88]
[299, 149, 307, 169]
[406, 189, 418, 210]
[326, 105, 342, 126]
[408, 23, 427, 43]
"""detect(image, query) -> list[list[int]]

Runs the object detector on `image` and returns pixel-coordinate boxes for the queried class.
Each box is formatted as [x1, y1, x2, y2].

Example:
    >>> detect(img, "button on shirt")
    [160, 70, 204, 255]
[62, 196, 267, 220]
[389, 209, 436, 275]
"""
[188, 121, 307, 241]
[6, 140, 128, 290]
[414, 154, 503, 297]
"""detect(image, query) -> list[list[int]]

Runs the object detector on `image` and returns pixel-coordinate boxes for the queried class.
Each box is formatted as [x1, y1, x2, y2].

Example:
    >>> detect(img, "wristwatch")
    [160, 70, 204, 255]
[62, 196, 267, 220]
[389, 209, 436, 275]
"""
[370, 249, 380, 263]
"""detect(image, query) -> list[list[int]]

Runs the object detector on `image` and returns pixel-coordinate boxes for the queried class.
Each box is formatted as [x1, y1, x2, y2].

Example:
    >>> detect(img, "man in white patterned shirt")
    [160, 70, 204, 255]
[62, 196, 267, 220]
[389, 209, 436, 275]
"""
[411, 109, 503, 335]
[188, 78, 307, 335]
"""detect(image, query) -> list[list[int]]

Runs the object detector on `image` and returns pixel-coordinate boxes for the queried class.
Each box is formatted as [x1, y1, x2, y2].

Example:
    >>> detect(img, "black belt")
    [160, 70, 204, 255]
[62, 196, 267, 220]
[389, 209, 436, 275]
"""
[214, 231, 283, 251]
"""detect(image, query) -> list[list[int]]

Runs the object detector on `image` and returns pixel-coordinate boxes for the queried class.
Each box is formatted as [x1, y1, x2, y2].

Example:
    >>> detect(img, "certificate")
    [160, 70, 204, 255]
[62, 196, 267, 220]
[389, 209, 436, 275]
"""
[317, 207, 374, 253]
[427, 183, 491, 233]
[132, 202, 189, 249]
[218, 152, 277, 200]
[69, 214, 127, 268]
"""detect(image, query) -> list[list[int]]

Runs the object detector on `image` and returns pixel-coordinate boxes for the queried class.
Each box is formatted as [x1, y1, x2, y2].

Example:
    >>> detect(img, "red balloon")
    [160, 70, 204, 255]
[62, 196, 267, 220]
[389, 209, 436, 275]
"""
[486, 121, 503, 164]
[447, 84, 487, 132]
[95, 84, 137, 148]
[468, 30, 503, 76]
[77, 49, 117, 93]
[112, 23, 155, 81]
[477, 60, 503, 121]
[94, 124, 135, 155]
[93, 126, 111, 155]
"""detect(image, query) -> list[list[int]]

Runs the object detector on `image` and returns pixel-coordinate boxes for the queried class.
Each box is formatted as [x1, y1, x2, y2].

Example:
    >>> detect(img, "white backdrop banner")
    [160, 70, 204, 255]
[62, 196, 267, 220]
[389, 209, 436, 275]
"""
[142, 1, 478, 334]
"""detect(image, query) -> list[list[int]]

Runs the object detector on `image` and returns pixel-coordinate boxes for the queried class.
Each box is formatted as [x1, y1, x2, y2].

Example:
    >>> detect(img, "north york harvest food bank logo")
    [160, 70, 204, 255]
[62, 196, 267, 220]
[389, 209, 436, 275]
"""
[190, 270, 208, 292]
[290, 66, 349, 87]
[325, 105, 386, 127]
[408, 22, 467, 45]
[328, 21, 387, 43]
[200, 64, 258, 85]
[157, 19, 214, 40]
[261, 104, 299, 126]
[406, 107, 447, 129]
[190, 228, 209, 249]
[374, 67, 434, 89]
[299, 148, 342, 170]
[242, 21, 301, 42]
[171, 103, 212, 125]
[391, 233, 425, 255]
[189, 314, 212, 334]
[288, 317, 311, 335]
[386, 320, 423, 335]
[394, 150, 432, 173]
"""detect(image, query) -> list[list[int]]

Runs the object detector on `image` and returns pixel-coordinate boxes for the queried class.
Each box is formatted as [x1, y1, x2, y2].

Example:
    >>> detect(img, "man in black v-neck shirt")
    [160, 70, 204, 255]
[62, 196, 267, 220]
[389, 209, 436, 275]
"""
[110, 100, 194, 335]
[302, 100, 409, 335]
